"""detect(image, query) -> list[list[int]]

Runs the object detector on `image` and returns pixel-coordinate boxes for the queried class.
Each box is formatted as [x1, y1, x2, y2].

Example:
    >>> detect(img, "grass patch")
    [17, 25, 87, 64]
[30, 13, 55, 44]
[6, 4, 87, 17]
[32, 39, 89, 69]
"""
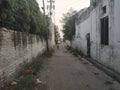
[3, 50, 53, 90]
[21, 60, 42, 76]
[12, 60, 43, 90]
[31, 60, 42, 73]
[66, 46, 85, 57]
[16, 75, 35, 90]
[43, 51, 53, 58]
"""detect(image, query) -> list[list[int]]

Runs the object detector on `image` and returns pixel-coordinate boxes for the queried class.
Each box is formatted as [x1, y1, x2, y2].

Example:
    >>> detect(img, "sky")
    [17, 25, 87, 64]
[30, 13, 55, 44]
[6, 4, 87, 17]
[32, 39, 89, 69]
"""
[55, 0, 90, 29]
[36, 0, 90, 37]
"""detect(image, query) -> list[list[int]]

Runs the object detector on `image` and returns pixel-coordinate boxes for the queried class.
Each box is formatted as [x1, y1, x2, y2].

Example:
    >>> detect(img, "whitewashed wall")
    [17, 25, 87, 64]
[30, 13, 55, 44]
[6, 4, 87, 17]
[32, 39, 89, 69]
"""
[0, 28, 46, 87]
[73, 0, 120, 73]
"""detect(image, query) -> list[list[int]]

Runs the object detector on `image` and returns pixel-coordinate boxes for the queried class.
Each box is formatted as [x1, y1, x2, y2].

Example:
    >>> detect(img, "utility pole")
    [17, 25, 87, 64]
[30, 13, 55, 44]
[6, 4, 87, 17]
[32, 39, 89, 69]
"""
[47, 0, 55, 17]
[42, 0, 49, 51]
[50, 0, 52, 16]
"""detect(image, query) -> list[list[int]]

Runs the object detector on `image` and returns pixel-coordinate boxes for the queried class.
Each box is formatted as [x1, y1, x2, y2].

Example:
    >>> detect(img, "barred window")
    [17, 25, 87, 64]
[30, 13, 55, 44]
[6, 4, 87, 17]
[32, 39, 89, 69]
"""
[100, 16, 109, 45]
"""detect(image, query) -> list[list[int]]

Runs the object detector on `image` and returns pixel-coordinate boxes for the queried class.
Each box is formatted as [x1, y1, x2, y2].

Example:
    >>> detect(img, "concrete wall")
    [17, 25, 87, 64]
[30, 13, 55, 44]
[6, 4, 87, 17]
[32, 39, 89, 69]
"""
[73, 0, 120, 73]
[0, 28, 46, 87]
[111, 0, 120, 73]
[49, 21, 55, 49]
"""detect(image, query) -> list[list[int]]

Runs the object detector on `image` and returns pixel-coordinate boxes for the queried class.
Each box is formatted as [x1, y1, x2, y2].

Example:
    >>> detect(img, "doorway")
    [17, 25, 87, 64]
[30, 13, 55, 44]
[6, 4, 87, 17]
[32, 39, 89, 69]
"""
[86, 33, 91, 57]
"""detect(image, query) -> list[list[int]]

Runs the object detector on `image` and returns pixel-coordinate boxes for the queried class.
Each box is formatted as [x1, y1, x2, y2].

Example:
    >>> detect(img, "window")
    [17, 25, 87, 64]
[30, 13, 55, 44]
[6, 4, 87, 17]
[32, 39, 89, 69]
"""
[102, 6, 106, 14]
[0, 20, 2, 27]
[100, 16, 109, 45]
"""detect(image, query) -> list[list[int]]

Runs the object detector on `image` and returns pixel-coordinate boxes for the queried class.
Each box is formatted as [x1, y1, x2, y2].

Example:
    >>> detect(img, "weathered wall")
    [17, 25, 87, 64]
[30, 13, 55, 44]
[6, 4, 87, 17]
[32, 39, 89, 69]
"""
[110, 0, 120, 73]
[49, 20, 55, 49]
[0, 28, 46, 87]
[73, 0, 120, 74]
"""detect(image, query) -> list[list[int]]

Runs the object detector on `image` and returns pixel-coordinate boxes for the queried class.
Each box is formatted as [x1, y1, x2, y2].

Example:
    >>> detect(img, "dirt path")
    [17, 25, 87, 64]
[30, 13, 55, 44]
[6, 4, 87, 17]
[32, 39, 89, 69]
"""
[38, 43, 120, 90]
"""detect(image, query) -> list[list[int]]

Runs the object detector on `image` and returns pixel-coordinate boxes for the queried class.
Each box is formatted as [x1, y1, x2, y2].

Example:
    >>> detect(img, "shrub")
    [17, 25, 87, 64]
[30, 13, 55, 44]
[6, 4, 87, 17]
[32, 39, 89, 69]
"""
[16, 75, 35, 90]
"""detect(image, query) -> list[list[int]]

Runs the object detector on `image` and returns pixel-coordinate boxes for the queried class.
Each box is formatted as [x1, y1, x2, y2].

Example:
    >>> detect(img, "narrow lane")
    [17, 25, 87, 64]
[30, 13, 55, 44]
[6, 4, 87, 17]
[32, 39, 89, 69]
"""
[38, 43, 120, 90]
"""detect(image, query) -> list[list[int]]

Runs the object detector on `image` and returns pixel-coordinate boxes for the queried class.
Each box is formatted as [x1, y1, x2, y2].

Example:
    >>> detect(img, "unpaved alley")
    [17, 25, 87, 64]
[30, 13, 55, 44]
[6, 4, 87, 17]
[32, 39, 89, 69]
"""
[38, 43, 120, 90]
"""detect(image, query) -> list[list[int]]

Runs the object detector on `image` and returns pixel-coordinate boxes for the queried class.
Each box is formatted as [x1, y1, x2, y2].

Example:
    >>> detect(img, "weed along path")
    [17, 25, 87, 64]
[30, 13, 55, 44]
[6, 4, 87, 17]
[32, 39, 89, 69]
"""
[38, 43, 120, 90]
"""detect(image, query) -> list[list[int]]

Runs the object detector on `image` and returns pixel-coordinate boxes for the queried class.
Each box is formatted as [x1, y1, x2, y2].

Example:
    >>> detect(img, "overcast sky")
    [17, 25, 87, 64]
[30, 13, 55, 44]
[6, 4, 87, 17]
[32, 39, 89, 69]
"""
[36, 0, 90, 36]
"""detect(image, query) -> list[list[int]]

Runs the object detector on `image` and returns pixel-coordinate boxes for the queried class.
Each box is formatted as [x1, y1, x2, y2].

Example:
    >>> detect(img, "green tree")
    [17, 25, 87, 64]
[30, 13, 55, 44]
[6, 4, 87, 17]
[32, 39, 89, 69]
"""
[54, 25, 60, 44]
[61, 8, 76, 42]
[0, 0, 47, 38]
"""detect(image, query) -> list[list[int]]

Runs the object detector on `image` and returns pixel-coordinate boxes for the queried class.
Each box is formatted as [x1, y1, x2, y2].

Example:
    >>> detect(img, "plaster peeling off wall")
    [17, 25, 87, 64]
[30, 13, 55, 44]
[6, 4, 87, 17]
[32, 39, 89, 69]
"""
[73, 0, 120, 74]
[0, 28, 46, 87]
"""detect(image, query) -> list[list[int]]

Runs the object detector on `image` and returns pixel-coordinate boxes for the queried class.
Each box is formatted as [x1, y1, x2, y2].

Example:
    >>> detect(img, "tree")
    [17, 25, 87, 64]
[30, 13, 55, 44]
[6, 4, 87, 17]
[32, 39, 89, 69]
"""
[61, 8, 77, 42]
[0, 0, 47, 38]
[54, 25, 60, 44]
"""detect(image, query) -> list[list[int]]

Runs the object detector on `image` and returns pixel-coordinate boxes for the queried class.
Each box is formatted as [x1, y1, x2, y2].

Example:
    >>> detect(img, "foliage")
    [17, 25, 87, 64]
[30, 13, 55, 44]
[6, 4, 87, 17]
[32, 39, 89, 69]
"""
[54, 25, 61, 44]
[31, 60, 42, 73]
[16, 75, 35, 90]
[2, 50, 53, 89]
[21, 60, 42, 76]
[43, 51, 53, 58]
[66, 46, 85, 57]
[0, 0, 47, 38]
[61, 8, 77, 41]
[11, 60, 42, 90]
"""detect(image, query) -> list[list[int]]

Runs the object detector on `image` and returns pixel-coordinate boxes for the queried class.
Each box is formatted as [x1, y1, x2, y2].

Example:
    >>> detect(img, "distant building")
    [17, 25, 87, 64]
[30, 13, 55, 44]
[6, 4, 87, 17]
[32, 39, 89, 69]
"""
[72, 0, 120, 73]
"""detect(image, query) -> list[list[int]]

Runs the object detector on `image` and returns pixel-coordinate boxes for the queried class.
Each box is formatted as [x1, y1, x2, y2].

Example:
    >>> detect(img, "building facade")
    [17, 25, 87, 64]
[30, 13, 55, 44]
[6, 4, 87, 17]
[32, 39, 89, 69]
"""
[72, 0, 120, 73]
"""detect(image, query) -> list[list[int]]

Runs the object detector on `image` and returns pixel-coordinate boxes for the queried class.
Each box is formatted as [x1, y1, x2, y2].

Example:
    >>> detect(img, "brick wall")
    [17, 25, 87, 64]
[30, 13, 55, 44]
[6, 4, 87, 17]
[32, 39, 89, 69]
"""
[0, 28, 46, 87]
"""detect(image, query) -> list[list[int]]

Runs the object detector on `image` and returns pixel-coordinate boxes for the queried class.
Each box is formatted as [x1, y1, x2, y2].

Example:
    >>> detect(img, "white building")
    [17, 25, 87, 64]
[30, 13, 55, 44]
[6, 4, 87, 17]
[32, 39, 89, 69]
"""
[72, 0, 120, 73]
